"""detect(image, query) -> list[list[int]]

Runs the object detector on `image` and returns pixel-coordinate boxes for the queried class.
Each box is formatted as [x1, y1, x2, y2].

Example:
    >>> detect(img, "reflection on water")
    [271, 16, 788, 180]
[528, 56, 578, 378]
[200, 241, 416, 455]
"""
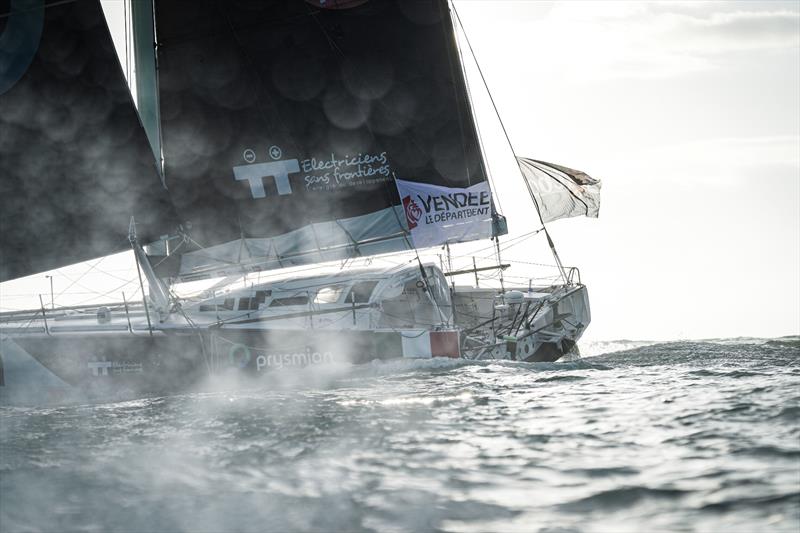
[1, 338, 798, 532]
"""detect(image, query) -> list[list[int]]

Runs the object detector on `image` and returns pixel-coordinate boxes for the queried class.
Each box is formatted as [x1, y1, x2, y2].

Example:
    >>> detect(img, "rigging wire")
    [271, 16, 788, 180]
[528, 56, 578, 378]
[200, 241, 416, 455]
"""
[123, 0, 131, 83]
[450, 4, 521, 181]
[66, 277, 141, 308]
[450, 3, 567, 283]
[50, 253, 114, 301]
[464, 228, 542, 256]
[448, 0, 502, 213]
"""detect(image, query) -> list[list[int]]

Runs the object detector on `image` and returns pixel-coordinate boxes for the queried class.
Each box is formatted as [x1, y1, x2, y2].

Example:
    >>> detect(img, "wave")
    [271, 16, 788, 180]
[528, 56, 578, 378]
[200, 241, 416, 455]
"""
[766, 336, 800, 349]
[583, 336, 800, 355]
[535, 374, 587, 383]
[687, 369, 767, 378]
[772, 405, 800, 420]
[699, 491, 800, 511]
[338, 336, 797, 379]
[560, 486, 688, 512]
[343, 356, 611, 380]
[577, 339, 661, 357]
[585, 336, 800, 367]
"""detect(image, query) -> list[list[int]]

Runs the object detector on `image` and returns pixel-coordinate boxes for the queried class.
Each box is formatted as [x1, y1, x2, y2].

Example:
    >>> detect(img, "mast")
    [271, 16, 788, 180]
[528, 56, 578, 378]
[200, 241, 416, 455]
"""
[129, 217, 171, 323]
[130, 0, 163, 173]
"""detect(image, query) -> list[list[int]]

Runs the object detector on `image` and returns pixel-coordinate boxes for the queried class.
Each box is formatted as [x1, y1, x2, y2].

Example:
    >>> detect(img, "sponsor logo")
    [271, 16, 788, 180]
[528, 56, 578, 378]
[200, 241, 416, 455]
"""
[300, 151, 391, 191]
[226, 343, 333, 371]
[394, 179, 494, 248]
[234, 147, 392, 196]
[402, 195, 422, 229]
[88, 360, 143, 377]
[256, 349, 334, 370]
[233, 158, 301, 198]
[414, 189, 491, 224]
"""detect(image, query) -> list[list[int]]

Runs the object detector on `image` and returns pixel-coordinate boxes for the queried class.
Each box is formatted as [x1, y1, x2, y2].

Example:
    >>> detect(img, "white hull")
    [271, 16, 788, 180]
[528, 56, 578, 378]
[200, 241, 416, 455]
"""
[0, 264, 590, 404]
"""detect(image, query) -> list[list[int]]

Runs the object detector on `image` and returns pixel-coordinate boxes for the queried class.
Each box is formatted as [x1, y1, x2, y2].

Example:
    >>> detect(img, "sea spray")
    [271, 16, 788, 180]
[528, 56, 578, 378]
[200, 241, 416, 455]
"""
[1, 338, 798, 532]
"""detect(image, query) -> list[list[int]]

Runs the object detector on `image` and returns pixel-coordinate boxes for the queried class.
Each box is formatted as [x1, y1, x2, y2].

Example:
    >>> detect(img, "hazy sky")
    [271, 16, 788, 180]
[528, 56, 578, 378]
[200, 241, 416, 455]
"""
[453, 0, 800, 340]
[1, 1, 798, 342]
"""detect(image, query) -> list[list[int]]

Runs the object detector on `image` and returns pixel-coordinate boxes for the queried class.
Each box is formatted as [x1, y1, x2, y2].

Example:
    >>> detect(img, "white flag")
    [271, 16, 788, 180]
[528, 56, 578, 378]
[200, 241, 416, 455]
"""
[395, 179, 494, 249]
[517, 158, 601, 223]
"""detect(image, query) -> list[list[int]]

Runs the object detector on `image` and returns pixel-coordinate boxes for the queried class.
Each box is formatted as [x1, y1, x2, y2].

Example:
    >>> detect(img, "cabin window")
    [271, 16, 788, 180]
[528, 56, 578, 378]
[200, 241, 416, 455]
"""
[347, 281, 378, 303]
[237, 290, 270, 311]
[269, 295, 309, 307]
[199, 298, 236, 312]
[255, 290, 270, 306]
[314, 286, 345, 304]
[238, 297, 259, 311]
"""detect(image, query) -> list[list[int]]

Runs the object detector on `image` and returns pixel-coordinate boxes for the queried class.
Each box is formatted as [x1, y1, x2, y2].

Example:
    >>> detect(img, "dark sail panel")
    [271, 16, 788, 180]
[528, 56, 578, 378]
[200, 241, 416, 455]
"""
[0, 0, 178, 281]
[155, 0, 487, 254]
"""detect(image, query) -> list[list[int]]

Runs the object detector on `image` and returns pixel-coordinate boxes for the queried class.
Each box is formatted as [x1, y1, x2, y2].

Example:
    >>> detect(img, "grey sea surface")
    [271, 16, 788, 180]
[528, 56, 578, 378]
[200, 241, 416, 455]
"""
[1, 338, 798, 532]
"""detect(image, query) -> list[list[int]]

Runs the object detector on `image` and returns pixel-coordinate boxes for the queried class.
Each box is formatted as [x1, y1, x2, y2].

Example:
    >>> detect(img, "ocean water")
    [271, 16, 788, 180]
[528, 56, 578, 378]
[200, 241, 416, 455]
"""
[1, 338, 798, 533]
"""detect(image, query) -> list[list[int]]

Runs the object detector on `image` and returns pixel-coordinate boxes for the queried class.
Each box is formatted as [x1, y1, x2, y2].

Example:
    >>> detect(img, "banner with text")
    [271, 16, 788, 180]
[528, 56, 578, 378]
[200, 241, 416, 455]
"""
[396, 179, 494, 249]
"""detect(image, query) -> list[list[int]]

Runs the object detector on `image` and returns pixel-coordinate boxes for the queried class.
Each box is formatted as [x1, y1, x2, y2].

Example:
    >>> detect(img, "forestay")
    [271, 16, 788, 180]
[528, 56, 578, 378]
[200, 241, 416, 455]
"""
[517, 158, 601, 224]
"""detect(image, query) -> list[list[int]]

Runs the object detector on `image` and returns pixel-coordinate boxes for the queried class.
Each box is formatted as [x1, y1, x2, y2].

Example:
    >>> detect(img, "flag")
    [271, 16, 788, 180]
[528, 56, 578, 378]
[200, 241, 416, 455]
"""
[517, 158, 601, 223]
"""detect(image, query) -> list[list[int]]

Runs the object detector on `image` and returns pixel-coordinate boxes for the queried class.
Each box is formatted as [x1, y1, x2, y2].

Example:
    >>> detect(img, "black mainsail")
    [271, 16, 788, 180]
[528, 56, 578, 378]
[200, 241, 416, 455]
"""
[153, 0, 492, 279]
[0, 0, 504, 282]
